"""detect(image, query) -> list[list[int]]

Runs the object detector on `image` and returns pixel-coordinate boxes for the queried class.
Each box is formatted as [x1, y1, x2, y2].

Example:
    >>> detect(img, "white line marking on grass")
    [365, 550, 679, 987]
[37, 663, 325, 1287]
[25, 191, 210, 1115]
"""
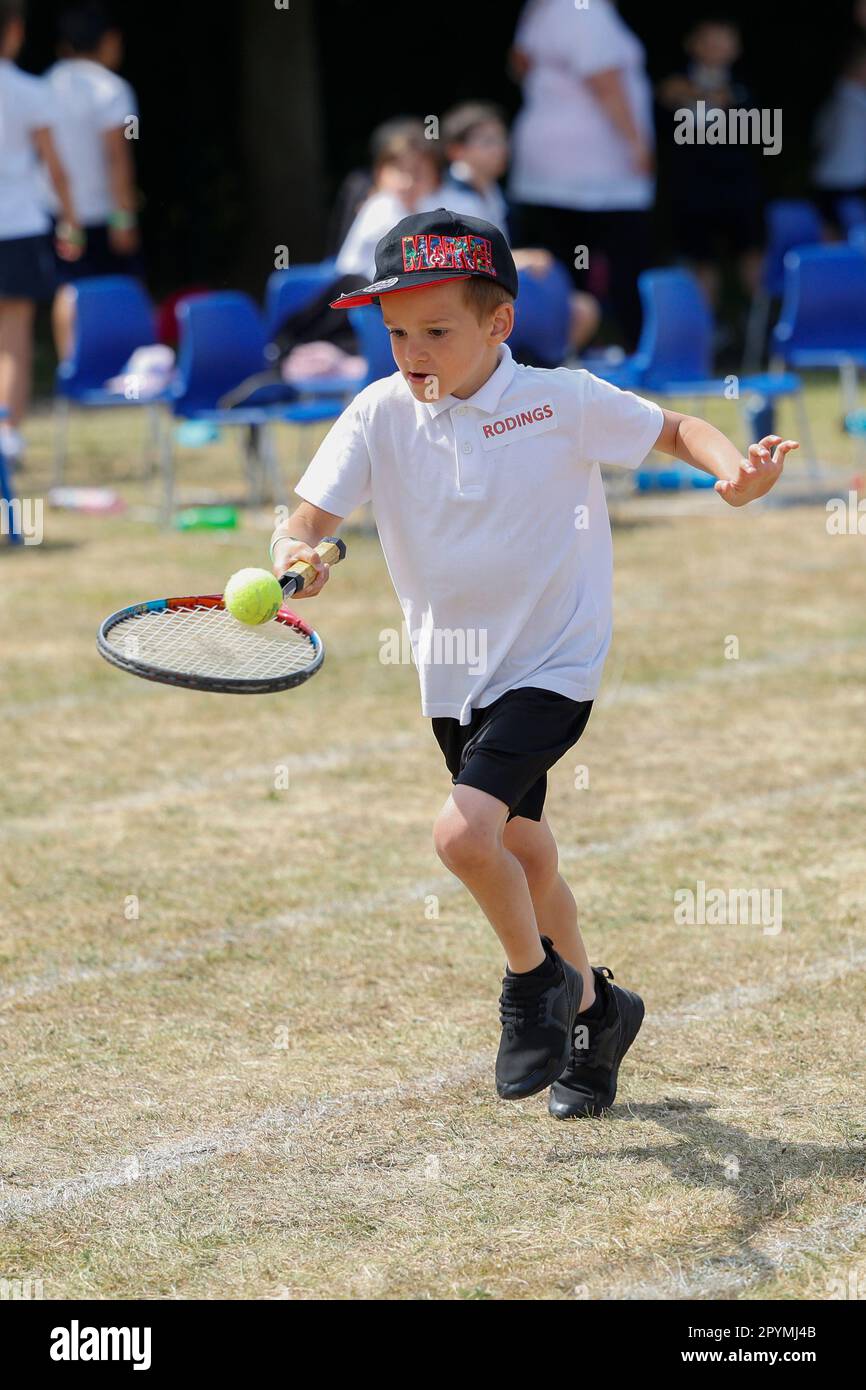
[3, 637, 863, 830]
[0, 732, 417, 837]
[1, 770, 863, 1008]
[611, 1199, 866, 1301]
[1, 947, 863, 1225]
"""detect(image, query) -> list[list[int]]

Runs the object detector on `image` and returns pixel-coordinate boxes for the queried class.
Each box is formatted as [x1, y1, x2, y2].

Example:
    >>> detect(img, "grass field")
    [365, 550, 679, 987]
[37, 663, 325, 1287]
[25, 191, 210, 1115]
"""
[1, 381, 865, 1301]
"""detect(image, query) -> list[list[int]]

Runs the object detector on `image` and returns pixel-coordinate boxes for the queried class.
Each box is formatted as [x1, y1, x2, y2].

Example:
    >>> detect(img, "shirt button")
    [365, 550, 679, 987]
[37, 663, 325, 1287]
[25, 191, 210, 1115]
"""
[462, 442, 472, 454]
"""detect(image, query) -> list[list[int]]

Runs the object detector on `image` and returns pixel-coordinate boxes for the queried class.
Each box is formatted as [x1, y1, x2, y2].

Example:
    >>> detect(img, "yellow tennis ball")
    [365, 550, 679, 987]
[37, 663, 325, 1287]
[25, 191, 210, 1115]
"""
[223, 567, 283, 625]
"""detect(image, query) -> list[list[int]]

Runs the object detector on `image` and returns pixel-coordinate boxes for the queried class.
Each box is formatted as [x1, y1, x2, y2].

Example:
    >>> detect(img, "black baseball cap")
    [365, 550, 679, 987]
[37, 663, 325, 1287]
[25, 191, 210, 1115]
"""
[329, 208, 519, 309]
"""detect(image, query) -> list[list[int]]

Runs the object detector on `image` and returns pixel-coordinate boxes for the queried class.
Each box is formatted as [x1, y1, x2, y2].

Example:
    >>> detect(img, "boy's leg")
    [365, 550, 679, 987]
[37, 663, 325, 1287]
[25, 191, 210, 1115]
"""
[502, 812, 596, 1011]
[0, 300, 35, 425]
[433, 783, 545, 973]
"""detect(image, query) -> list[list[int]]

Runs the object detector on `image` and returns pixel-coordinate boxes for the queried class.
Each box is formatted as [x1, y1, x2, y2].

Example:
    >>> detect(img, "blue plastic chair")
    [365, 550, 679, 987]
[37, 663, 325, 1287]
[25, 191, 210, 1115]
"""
[264, 260, 338, 337]
[836, 196, 866, 233]
[163, 292, 341, 520]
[347, 306, 397, 388]
[0, 405, 22, 545]
[53, 275, 162, 484]
[591, 268, 812, 476]
[743, 200, 824, 370]
[509, 260, 572, 368]
[849, 223, 866, 256]
[265, 260, 361, 400]
[771, 244, 866, 414]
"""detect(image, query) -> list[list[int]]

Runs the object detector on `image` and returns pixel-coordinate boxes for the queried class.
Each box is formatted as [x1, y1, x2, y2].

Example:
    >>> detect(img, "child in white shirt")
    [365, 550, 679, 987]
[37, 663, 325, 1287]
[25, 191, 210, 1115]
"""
[269, 210, 797, 1118]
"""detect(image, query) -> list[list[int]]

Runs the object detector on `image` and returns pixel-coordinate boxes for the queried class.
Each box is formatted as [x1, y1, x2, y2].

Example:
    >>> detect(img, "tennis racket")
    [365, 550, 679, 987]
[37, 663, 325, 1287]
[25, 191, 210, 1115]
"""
[96, 537, 346, 694]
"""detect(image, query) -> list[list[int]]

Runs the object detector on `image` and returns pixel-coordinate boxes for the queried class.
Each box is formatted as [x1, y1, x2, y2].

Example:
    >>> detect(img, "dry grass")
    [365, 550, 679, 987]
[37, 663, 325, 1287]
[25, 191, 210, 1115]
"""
[0, 380, 864, 1299]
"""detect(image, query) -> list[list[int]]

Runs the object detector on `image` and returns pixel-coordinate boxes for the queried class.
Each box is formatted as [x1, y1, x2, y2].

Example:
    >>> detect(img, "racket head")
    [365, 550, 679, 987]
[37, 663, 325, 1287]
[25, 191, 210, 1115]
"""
[97, 595, 324, 693]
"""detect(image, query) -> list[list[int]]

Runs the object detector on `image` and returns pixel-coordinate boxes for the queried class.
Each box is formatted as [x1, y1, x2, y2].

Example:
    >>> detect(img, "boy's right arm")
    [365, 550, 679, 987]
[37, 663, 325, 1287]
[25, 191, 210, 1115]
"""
[270, 500, 344, 599]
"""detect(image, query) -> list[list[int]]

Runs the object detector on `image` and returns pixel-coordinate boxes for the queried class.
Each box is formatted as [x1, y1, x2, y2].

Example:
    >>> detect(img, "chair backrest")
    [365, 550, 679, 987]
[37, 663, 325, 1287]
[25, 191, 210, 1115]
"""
[763, 199, 824, 296]
[264, 261, 339, 339]
[509, 260, 572, 367]
[630, 268, 714, 385]
[347, 306, 396, 389]
[172, 292, 271, 414]
[849, 223, 866, 256]
[772, 244, 866, 355]
[836, 195, 866, 233]
[57, 276, 155, 393]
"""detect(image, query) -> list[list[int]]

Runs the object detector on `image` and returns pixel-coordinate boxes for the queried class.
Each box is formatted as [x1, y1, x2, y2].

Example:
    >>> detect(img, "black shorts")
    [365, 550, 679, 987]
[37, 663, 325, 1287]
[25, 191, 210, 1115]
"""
[432, 686, 593, 823]
[0, 233, 56, 302]
[54, 221, 146, 285]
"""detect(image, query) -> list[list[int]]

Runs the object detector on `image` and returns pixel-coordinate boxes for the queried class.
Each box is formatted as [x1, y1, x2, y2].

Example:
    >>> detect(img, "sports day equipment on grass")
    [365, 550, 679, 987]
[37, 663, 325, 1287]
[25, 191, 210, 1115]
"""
[96, 538, 345, 693]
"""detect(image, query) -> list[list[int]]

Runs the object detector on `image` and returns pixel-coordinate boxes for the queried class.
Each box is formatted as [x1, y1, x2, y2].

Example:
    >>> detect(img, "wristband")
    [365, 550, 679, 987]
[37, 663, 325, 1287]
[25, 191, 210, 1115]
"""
[56, 221, 85, 246]
[109, 209, 138, 231]
[268, 533, 306, 563]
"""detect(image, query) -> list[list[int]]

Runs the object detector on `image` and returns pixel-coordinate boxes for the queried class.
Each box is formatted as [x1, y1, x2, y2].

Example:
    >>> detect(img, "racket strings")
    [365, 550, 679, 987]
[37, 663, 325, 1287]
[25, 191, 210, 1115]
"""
[106, 604, 317, 680]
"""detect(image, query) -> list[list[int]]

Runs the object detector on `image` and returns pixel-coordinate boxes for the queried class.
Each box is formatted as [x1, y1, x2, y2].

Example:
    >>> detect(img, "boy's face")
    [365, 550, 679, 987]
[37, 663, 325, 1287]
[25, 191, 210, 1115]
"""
[451, 120, 509, 183]
[377, 150, 439, 203]
[687, 23, 740, 68]
[380, 279, 513, 402]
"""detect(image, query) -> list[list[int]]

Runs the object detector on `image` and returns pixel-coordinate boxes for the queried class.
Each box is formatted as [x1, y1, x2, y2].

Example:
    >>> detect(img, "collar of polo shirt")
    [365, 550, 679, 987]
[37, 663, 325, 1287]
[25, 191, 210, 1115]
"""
[423, 343, 518, 418]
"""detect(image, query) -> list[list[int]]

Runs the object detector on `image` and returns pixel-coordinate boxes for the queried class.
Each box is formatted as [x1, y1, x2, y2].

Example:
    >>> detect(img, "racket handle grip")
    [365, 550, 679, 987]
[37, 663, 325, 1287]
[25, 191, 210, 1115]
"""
[279, 536, 346, 596]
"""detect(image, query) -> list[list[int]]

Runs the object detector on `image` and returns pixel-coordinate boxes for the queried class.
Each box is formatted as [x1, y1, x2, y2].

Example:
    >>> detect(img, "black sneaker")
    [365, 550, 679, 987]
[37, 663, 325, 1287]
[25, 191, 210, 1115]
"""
[496, 936, 583, 1100]
[548, 966, 644, 1119]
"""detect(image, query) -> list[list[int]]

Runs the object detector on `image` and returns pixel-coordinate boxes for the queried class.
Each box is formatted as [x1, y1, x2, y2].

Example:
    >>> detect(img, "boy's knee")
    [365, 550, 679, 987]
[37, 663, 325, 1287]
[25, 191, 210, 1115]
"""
[516, 837, 559, 888]
[433, 811, 499, 875]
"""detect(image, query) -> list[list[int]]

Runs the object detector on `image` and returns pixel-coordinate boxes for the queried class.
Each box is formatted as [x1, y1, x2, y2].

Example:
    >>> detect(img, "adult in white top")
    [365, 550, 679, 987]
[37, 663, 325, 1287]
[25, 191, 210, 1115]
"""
[294, 340, 662, 725]
[42, 6, 141, 360]
[811, 42, 866, 228]
[0, 3, 80, 460]
[507, 0, 655, 348]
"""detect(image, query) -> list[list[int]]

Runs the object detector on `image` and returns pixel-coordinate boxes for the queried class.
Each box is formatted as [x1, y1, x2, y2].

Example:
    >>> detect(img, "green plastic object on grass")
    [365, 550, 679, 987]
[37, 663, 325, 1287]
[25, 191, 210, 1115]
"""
[173, 506, 238, 531]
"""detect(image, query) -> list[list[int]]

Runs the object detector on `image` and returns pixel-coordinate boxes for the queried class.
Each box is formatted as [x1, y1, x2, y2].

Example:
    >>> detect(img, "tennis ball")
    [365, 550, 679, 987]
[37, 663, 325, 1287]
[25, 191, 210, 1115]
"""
[223, 567, 282, 625]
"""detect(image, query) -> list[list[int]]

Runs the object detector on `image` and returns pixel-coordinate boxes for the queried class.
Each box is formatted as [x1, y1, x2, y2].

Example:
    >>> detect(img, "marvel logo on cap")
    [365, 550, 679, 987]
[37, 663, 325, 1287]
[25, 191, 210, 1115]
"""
[329, 208, 519, 310]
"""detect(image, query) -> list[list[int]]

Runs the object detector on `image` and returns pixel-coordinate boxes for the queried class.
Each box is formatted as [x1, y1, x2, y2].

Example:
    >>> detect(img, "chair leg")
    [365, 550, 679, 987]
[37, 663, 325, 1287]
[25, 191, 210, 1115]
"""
[160, 419, 175, 526]
[793, 388, 821, 479]
[142, 405, 161, 479]
[244, 424, 264, 507]
[839, 359, 860, 417]
[263, 424, 282, 504]
[743, 292, 769, 374]
[53, 397, 70, 488]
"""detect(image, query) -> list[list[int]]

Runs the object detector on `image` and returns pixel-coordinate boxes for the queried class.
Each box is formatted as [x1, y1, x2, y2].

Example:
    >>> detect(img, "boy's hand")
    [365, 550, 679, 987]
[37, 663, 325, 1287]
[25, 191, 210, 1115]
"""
[714, 435, 799, 507]
[271, 537, 330, 598]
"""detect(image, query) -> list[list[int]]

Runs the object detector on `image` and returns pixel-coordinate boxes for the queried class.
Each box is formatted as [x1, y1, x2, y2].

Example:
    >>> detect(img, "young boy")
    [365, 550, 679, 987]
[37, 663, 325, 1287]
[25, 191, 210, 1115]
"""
[270, 210, 797, 1118]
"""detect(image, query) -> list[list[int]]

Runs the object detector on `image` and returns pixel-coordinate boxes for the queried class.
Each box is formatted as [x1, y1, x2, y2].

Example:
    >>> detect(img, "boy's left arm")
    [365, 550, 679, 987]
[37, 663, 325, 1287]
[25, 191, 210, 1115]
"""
[654, 409, 799, 506]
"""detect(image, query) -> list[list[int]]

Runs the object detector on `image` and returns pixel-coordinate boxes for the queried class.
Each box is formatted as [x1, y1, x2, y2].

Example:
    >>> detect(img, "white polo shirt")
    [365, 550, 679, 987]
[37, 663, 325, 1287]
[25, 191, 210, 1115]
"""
[42, 58, 138, 223]
[295, 342, 663, 725]
[0, 59, 55, 238]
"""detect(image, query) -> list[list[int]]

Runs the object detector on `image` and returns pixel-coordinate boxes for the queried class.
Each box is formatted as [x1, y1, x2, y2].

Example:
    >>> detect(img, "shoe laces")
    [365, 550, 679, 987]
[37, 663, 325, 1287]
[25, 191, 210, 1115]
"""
[498, 973, 550, 1035]
[570, 965, 614, 1066]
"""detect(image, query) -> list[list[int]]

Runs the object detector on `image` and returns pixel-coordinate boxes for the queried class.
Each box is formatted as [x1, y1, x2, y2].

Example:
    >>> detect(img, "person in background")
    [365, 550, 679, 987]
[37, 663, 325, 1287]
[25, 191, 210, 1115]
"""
[657, 18, 764, 309]
[441, 100, 600, 354]
[274, 120, 447, 357]
[44, 2, 141, 361]
[507, 0, 655, 350]
[335, 120, 446, 283]
[811, 38, 866, 234]
[0, 0, 81, 466]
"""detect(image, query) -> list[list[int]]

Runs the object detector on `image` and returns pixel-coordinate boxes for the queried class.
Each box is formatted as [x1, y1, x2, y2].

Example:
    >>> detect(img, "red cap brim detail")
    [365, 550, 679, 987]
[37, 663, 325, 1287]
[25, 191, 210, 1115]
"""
[329, 273, 474, 310]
